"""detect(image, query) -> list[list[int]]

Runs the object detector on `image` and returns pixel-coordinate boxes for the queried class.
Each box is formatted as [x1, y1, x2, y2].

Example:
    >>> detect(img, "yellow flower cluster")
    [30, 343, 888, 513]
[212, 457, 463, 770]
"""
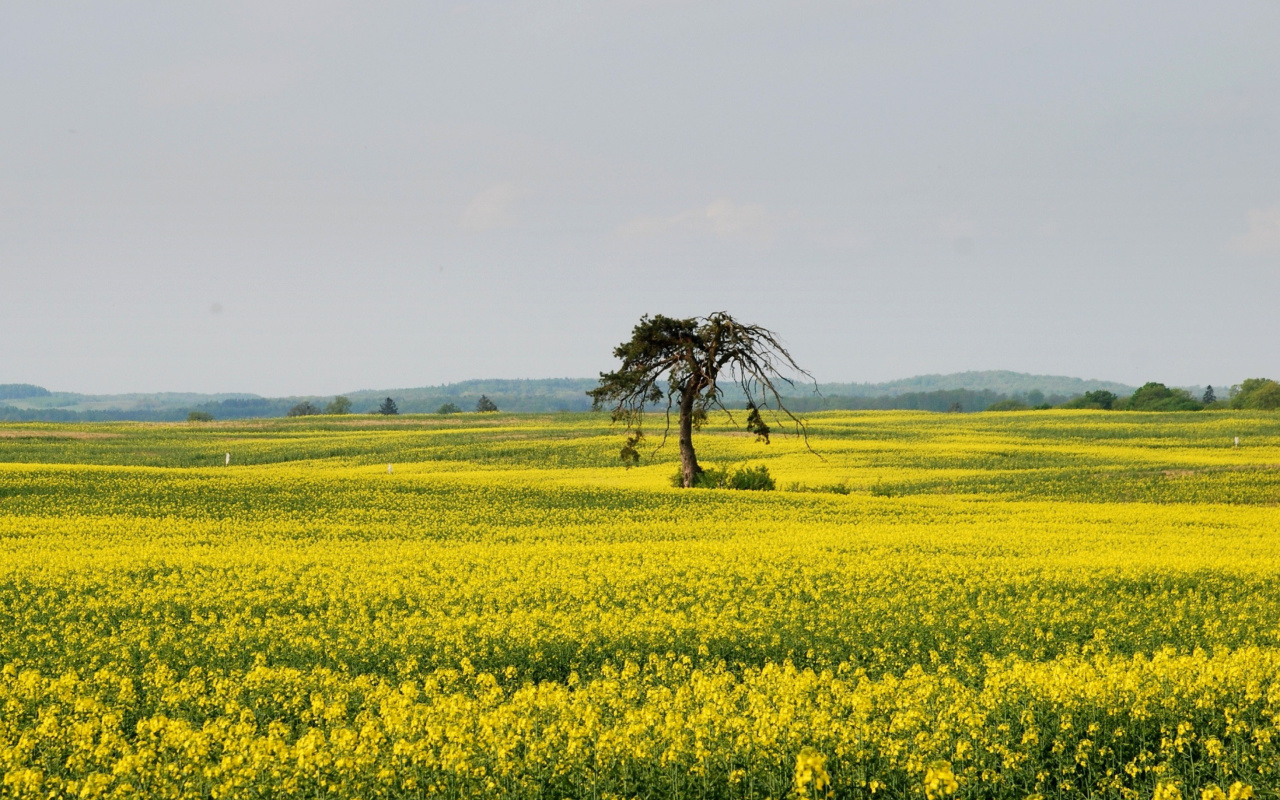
[0, 410, 1278, 798]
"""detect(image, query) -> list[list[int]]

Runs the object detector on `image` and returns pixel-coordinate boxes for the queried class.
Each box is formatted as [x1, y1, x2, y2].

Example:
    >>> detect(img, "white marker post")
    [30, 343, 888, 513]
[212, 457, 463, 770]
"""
[1234, 436, 1240, 450]
[225, 452, 231, 466]
[388, 463, 393, 474]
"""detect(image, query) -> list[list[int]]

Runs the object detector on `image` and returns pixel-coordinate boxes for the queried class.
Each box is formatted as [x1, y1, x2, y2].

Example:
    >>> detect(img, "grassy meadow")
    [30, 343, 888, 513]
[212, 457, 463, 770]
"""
[1, 410, 1279, 799]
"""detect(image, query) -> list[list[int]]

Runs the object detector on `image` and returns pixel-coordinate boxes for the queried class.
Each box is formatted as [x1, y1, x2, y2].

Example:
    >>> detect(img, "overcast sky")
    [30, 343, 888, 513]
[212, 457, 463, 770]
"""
[3, 2, 1278, 396]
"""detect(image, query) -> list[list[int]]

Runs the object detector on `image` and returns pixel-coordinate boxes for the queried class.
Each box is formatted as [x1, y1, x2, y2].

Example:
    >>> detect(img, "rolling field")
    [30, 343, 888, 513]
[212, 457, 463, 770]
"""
[2, 410, 1279, 799]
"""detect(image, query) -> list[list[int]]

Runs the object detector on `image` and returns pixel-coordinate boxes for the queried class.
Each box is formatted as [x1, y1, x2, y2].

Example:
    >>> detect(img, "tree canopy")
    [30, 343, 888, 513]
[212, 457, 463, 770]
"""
[1230, 378, 1280, 410]
[1124, 383, 1201, 412]
[377, 397, 399, 415]
[588, 312, 812, 488]
[1061, 390, 1119, 410]
[287, 401, 321, 417]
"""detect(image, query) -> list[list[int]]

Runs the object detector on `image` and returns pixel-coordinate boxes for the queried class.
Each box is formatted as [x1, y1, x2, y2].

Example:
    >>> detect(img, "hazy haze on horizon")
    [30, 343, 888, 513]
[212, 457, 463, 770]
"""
[3, 2, 1277, 396]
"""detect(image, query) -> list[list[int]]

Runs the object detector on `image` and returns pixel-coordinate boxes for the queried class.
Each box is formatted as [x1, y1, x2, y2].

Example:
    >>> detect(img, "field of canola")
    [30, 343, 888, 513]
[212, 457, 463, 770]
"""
[2, 409, 1280, 799]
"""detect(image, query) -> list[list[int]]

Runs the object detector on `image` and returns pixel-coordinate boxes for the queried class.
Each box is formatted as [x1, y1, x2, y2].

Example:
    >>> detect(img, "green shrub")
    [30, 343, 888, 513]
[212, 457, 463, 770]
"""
[985, 399, 1029, 412]
[727, 464, 776, 491]
[786, 481, 851, 495]
[670, 464, 774, 491]
[1061, 390, 1118, 410]
[186, 411, 214, 422]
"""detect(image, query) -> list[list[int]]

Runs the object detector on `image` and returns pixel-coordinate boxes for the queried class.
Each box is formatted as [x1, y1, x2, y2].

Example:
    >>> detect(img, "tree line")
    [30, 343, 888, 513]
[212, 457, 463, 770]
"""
[273, 394, 501, 419]
[1047, 379, 1280, 412]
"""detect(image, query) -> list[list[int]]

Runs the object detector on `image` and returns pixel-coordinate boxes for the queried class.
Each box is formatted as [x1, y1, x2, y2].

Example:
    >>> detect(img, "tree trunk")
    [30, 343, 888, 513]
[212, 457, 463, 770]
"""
[678, 389, 701, 487]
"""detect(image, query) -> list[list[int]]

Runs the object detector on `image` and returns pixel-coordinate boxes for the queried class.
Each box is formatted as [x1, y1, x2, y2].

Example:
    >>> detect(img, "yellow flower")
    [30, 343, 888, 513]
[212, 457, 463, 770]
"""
[924, 760, 959, 799]
[1202, 786, 1227, 800]
[1228, 784, 1254, 800]
[1153, 783, 1183, 800]
[793, 747, 831, 798]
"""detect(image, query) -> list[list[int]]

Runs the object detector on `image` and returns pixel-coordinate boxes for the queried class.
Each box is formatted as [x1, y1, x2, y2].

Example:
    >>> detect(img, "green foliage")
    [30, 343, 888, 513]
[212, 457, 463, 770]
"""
[785, 480, 852, 495]
[1230, 378, 1280, 410]
[186, 411, 214, 422]
[1202, 385, 1217, 405]
[669, 463, 775, 491]
[1061, 390, 1119, 410]
[727, 464, 776, 490]
[986, 399, 1029, 412]
[287, 401, 322, 417]
[745, 404, 771, 443]
[476, 395, 499, 413]
[437, 403, 462, 415]
[377, 397, 399, 416]
[620, 432, 643, 468]
[325, 396, 353, 415]
[1124, 383, 1202, 412]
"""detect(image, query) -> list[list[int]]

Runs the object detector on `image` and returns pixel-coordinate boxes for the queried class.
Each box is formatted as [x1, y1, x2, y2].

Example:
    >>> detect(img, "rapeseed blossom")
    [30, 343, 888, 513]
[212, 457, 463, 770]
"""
[0, 410, 1277, 798]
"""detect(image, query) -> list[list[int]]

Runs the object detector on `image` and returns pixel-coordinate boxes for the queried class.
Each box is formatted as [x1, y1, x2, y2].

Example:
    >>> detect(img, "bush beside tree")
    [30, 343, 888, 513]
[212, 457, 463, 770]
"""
[325, 396, 352, 414]
[670, 463, 776, 491]
[437, 403, 461, 414]
[476, 395, 499, 413]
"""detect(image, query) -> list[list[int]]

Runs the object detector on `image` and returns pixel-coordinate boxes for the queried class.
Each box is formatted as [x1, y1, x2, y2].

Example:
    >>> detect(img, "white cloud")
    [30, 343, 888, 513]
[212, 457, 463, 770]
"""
[1229, 207, 1280, 256]
[619, 199, 776, 245]
[461, 183, 522, 232]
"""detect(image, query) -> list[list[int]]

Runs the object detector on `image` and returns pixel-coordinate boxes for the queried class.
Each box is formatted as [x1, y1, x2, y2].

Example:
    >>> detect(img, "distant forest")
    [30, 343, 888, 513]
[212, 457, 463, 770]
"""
[1, 372, 1256, 422]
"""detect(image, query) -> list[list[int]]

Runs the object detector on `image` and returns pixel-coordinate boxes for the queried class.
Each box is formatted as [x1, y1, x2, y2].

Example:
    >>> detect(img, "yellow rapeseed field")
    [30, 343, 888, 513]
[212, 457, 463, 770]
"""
[1, 409, 1279, 798]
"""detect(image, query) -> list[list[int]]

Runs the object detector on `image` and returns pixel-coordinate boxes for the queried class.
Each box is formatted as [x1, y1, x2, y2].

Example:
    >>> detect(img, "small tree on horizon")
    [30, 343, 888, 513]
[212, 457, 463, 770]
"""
[325, 396, 353, 415]
[1202, 385, 1216, 405]
[378, 397, 399, 415]
[437, 402, 461, 414]
[588, 312, 814, 488]
[476, 395, 499, 413]
[287, 401, 321, 417]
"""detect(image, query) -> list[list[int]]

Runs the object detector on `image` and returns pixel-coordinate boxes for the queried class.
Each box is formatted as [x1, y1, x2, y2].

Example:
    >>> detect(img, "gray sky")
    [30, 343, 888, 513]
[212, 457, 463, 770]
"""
[3, 2, 1278, 396]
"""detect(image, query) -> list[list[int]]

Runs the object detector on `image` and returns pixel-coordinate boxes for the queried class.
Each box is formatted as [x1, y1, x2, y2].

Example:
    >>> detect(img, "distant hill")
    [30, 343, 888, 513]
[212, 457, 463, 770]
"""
[0, 372, 1151, 422]
[0, 384, 52, 400]
[816, 371, 1135, 398]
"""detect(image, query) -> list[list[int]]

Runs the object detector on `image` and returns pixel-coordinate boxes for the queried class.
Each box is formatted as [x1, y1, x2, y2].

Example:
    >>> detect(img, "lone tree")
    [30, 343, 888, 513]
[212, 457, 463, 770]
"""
[378, 397, 399, 415]
[287, 401, 321, 417]
[476, 395, 499, 413]
[1202, 385, 1216, 405]
[588, 312, 813, 488]
[325, 396, 353, 415]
